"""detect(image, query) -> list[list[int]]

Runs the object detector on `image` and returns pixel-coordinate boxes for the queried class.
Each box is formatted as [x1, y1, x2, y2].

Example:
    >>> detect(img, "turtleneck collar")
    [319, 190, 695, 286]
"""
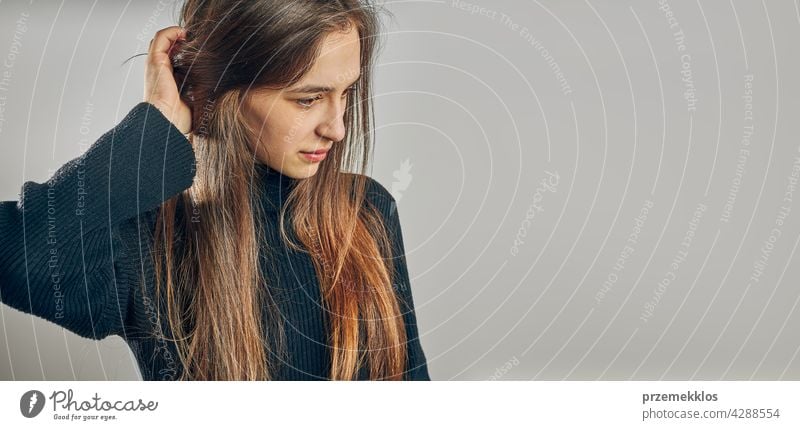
[254, 162, 298, 212]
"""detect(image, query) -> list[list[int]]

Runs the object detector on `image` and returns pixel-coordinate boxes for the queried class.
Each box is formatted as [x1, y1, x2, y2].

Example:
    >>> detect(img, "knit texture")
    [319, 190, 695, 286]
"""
[0, 102, 430, 381]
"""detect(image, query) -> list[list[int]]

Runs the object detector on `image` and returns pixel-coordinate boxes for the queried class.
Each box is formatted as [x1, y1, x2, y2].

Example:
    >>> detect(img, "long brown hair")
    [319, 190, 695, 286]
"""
[150, 0, 407, 380]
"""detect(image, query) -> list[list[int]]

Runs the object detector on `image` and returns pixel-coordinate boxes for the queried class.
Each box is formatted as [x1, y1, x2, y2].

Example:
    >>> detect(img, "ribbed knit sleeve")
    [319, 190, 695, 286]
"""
[0, 102, 196, 340]
[365, 177, 432, 381]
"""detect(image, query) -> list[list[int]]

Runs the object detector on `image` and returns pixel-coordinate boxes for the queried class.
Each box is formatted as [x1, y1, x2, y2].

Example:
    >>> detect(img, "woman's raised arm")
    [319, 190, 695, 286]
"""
[0, 102, 195, 340]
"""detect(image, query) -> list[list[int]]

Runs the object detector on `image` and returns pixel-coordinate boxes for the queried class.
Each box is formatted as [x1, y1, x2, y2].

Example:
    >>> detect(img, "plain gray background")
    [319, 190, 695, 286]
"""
[1, 0, 799, 380]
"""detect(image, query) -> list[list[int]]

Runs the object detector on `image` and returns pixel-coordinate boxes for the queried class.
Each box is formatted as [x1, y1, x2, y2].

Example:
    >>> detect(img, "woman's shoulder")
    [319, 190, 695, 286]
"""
[337, 172, 402, 234]
[343, 172, 397, 213]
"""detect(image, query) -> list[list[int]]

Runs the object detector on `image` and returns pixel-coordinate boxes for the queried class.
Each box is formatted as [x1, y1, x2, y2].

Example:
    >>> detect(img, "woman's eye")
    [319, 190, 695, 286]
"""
[297, 87, 355, 108]
[297, 95, 322, 108]
[343, 86, 357, 98]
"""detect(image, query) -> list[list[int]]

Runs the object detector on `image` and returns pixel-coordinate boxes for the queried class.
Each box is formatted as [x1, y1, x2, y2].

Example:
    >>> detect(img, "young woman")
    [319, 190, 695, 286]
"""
[0, 0, 430, 381]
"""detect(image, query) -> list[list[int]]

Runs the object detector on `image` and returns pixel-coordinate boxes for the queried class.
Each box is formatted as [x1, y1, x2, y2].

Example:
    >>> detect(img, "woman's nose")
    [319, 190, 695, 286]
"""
[318, 99, 347, 143]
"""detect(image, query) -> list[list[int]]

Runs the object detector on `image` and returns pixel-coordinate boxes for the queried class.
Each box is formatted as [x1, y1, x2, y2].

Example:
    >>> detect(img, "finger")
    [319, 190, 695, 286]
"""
[149, 26, 185, 57]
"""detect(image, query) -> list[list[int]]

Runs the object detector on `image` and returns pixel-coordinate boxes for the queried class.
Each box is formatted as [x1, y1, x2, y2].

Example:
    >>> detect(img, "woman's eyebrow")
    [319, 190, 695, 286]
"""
[287, 76, 361, 94]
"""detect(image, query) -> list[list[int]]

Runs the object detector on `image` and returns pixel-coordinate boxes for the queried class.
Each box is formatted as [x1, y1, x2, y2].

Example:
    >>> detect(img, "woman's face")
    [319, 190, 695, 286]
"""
[242, 25, 362, 179]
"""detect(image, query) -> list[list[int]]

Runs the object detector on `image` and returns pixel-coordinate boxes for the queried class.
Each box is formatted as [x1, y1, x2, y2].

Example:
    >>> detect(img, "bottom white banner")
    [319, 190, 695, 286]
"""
[0, 381, 797, 429]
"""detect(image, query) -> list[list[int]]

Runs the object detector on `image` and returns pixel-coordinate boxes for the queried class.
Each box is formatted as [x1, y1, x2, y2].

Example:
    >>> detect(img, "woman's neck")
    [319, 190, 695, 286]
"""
[254, 161, 298, 213]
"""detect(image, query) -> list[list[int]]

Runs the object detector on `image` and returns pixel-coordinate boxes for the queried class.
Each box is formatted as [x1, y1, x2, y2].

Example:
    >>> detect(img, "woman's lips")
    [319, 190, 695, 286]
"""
[300, 149, 328, 162]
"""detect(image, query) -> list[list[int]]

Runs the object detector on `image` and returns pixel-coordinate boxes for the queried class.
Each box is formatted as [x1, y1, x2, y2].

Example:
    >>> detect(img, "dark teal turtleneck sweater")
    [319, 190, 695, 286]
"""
[0, 102, 430, 381]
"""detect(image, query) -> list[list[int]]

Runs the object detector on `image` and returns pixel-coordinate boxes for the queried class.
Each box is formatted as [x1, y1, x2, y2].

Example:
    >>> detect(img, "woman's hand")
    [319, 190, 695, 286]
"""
[144, 26, 192, 135]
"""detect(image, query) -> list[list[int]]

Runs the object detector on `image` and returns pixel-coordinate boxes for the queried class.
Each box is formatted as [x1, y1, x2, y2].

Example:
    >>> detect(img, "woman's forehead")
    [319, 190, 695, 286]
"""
[299, 28, 361, 89]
